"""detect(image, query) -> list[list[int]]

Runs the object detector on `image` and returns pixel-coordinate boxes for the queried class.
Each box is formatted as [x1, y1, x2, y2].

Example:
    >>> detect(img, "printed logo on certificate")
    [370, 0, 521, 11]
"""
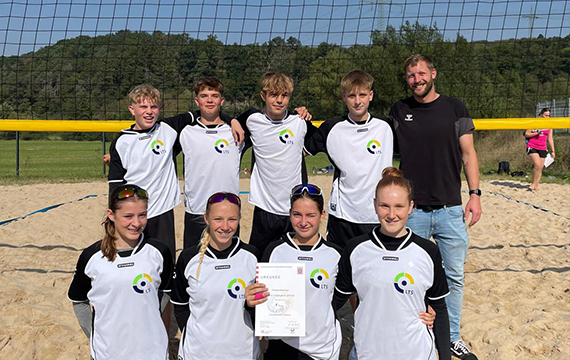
[255, 263, 306, 337]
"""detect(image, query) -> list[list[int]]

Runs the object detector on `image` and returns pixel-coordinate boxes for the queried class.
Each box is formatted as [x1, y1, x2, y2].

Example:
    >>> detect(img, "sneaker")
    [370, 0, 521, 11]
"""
[451, 340, 479, 360]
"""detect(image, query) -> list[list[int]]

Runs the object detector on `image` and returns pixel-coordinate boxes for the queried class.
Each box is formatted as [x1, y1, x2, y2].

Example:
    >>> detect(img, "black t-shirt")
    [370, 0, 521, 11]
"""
[389, 95, 474, 206]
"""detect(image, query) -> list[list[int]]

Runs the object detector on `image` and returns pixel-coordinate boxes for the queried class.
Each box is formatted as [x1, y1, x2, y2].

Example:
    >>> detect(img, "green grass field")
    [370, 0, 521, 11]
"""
[0, 140, 335, 185]
[1, 137, 568, 185]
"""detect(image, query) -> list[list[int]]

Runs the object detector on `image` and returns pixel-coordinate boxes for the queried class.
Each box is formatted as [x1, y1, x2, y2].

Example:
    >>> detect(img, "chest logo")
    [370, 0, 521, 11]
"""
[132, 273, 153, 294]
[151, 140, 166, 155]
[310, 268, 329, 289]
[227, 278, 246, 299]
[405, 114, 413, 122]
[279, 129, 294, 144]
[394, 272, 414, 295]
[215, 139, 230, 154]
[366, 139, 382, 154]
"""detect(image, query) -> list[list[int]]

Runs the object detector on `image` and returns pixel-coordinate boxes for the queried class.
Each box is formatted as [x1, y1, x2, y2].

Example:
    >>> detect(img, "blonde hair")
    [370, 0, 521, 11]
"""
[375, 167, 413, 203]
[341, 70, 374, 94]
[195, 193, 241, 280]
[195, 227, 211, 281]
[261, 72, 294, 95]
[128, 84, 161, 105]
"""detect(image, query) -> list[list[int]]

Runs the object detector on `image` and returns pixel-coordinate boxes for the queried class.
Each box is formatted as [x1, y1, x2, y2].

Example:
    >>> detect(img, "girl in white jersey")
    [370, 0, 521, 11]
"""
[249, 184, 342, 360]
[68, 185, 173, 360]
[334, 168, 451, 360]
[171, 192, 261, 360]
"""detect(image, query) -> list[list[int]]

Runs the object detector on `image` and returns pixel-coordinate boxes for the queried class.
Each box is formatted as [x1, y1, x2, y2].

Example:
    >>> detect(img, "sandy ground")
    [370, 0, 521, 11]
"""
[0, 177, 568, 360]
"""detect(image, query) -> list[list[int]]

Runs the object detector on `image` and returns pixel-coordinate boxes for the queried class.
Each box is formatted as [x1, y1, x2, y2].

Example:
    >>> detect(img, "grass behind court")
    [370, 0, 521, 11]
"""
[0, 139, 334, 185]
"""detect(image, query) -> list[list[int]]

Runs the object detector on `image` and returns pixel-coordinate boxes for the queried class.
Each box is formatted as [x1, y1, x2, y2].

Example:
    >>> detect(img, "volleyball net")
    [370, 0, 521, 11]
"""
[1, 0, 569, 125]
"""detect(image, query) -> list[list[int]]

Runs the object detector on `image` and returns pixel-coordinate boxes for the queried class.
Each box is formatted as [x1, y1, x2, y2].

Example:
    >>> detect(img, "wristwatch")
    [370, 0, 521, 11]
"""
[469, 189, 482, 196]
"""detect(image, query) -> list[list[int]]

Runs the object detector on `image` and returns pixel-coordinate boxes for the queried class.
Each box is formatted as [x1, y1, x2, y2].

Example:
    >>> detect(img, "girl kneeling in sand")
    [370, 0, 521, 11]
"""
[68, 185, 173, 360]
[333, 167, 451, 360]
[171, 192, 261, 360]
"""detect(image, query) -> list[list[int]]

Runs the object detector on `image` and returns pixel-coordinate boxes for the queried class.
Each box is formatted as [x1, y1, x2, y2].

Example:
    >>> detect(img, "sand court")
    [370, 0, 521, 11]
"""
[0, 177, 568, 359]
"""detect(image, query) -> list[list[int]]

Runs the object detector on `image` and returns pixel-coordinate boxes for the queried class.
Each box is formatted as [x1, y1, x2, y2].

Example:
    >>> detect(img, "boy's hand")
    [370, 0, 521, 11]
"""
[230, 119, 245, 146]
[102, 154, 110, 165]
[419, 305, 436, 328]
[295, 107, 312, 121]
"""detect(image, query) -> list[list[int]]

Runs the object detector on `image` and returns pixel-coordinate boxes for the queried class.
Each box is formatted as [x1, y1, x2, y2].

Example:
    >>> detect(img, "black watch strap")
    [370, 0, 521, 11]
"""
[469, 189, 482, 196]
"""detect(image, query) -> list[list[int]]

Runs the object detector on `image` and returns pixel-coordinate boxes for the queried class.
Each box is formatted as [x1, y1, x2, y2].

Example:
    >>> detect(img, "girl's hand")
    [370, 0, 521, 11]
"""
[419, 305, 436, 328]
[245, 282, 269, 307]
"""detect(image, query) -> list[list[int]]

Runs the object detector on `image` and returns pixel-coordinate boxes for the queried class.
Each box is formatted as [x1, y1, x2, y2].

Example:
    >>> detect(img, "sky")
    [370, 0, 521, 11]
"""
[1, 0, 569, 56]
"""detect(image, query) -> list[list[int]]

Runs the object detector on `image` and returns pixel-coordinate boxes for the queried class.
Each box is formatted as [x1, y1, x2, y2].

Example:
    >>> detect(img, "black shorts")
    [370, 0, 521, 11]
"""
[264, 340, 313, 360]
[327, 214, 377, 249]
[184, 212, 240, 249]
[144, 209, 176, 259]
[527, 148, 547, 158]
[249, 206, 292, 258]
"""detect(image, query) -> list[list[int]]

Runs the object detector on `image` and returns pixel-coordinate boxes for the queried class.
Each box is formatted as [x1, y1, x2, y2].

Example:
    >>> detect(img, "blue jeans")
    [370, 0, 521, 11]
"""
[406, 205, 469, 342]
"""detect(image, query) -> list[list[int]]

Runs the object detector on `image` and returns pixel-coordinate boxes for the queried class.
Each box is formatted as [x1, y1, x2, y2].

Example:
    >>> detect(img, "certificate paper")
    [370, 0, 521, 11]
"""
[255, 263, 306, 337]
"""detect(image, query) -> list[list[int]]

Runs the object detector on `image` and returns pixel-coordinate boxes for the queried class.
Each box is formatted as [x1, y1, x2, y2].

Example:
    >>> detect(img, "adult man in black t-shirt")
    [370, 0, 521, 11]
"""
[389, 54, 482, 360]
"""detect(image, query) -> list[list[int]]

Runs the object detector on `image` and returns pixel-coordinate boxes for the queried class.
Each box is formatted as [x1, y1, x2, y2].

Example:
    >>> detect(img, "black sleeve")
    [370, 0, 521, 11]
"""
[161, 112, 195, 134]
[107, 136, 127, 196]
[429, 298, 451, 360]
[304, 121, 326, 156]
[426, 246, 449, 301]
[68, 242, 100, 302]
[332, 245, 356, 311]
[170, 249, 195, 305]
[387, 106, 400, 155]
[174, 304, 190, 332]
[153, 240, 174, 292]
[237, 108, 258, 152]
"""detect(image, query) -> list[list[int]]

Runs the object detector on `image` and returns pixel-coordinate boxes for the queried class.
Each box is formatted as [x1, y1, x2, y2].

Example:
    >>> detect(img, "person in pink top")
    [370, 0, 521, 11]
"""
[524, 108, 556, 191]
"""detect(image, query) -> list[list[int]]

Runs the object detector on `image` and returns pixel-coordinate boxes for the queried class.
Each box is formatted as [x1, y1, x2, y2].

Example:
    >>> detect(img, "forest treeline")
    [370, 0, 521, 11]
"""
[1, 21, 569, 140]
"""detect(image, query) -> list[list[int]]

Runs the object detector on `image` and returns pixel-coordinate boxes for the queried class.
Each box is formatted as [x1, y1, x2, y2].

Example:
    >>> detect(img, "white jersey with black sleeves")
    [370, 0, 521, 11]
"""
[334, 228, 449, 360]
[305, 114, 393, 223]
[67, 235, 173, 360]
[171, 237, 260, 360]
[108, 118, 184, 219]
[179, 115, 243, 215]
[262, 233, 342, 360]
[239, 109, 316, 216]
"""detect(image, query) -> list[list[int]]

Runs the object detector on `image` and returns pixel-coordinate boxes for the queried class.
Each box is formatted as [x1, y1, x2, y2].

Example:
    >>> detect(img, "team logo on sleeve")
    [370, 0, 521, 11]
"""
[366, 139, 381, 154]
[214, 139, 230, 154]
[279, 129, 294, 144]
[227, 278, 246, 299]
[393, 272, 414, 295]
[151, 140, 166, 155]
[132, 273, 153, 294]
[310, 268, 329, 289]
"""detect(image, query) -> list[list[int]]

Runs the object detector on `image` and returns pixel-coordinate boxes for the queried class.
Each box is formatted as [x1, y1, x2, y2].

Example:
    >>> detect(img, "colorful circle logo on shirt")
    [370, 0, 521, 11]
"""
[132, 273, 153, 294]
[310, 268, 330, 289]
[227, 278, 247, 299]
[214, 139, 230, 154]
[393, 272, 414, 294]
[151, 140, 165, 155]
[279, 129, 294, 144]
[367, 139, 381, 154]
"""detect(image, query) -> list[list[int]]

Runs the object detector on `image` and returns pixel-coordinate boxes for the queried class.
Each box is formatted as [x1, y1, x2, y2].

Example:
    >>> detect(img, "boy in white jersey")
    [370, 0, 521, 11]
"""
[305, 70, 393, 248]
[237, 72, 316, 257]
[180, 77, 244, 248]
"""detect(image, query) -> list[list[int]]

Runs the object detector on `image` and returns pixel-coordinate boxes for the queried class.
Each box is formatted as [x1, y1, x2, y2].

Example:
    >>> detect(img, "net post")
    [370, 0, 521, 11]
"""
[15, 131, 20, 177]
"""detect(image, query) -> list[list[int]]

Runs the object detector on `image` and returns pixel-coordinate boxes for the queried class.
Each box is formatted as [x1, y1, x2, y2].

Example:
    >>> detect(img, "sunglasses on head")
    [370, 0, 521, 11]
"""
[115, 186, 148, 200]
[291, 184, 323, 197]
[207, 192, 241, 207]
